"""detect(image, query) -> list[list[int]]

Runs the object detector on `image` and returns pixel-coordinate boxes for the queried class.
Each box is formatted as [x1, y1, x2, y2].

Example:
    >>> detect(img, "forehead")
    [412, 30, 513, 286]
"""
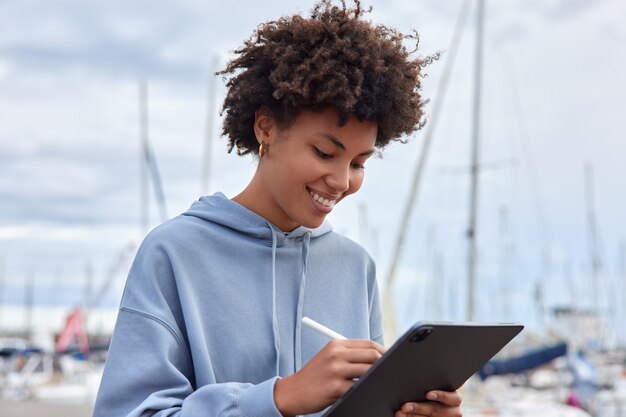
[285, 108, 377, 147]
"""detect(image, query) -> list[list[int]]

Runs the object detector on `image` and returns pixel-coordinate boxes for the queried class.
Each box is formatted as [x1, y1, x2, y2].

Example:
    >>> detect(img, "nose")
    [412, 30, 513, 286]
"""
[325, 162, 350, 193]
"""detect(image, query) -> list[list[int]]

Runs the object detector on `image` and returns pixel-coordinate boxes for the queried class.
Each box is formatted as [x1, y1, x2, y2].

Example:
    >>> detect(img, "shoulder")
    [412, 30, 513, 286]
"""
[124, 215, 212, 294]
[315, 230, 373, 262]
[137, 211, 223, 257]
[145, 212, 206, 242]
[120, 217, 208, 323]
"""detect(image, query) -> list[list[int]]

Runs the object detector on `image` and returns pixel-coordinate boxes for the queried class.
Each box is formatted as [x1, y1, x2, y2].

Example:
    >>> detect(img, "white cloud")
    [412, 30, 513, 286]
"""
[0, 0, 624, 342]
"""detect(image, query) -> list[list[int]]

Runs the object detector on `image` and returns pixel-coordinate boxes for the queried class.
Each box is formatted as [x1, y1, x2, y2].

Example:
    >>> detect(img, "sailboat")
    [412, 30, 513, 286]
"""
[379, 0, 597, 415]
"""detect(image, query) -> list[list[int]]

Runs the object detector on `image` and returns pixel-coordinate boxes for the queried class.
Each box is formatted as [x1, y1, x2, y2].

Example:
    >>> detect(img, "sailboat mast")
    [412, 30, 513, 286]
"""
[0, 258, 4, 330]
[498, 206, 511, 320]
[466, 0, 485, 321]
[382, 0, 472, 341]
[25, 271, 34, 337]
[201, 57, 218, 196]
[84, 261, 93, 332]
[618, 240, 626, 347]
[584, 164, 601, 316]
[138, 77, 169, 227]
[584, 163, 605, 345]
[139, 78, 150, 236]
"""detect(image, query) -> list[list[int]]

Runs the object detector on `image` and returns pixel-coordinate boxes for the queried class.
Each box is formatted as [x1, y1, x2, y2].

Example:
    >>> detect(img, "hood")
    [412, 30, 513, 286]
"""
[183, 192, 333, 242]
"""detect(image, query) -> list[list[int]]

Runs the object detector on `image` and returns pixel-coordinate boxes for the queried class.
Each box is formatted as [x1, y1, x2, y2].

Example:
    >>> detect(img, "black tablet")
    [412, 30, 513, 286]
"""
[322, 321, 524, 417]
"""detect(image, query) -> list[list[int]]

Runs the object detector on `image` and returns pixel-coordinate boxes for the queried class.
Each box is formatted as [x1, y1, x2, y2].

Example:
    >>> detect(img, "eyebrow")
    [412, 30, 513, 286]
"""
[318, 132, 375, 157]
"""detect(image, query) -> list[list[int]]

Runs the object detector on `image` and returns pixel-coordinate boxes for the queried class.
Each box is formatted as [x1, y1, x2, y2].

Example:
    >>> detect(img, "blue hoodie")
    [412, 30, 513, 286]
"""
[93, 193, 383, 417]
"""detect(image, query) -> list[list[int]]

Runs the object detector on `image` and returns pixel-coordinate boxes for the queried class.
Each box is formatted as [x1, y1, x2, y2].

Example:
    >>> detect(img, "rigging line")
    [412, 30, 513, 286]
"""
[0, 258, 4, 329]
[584, 164, 602, 309]
[201, 56, 219, 196]
[140, 78, 149, 235]
[139, 78, 169, 224]
[466, 0, 485, 322]
[25, 270, 34, 337]
[494, 43, 553, 330]
[498, 206, 512, 321]
[145, 145, 169, 223]
[437, 157, 517, 175]
[403, 224, 436, 323]
[383, 0, 472, 341]
[402, 242, 423, 325]
[584, 164, 616, 346]
[617, 240, 626, 344]
[88, 241, 137, 309]
[497, 47, 549, 244]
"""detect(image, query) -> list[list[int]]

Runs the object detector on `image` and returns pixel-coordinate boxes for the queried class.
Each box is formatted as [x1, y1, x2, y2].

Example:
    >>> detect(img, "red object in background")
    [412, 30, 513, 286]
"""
[55, 306, 90, 357]
[566, 390, 584, 409]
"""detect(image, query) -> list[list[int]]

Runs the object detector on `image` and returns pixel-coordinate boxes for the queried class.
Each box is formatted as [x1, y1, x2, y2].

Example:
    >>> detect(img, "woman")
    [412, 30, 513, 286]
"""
[93, 1, 462, 416]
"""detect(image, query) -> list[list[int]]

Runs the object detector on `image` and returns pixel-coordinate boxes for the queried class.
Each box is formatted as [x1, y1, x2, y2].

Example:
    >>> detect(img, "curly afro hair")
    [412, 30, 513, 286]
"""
[218, 0, 437, 156]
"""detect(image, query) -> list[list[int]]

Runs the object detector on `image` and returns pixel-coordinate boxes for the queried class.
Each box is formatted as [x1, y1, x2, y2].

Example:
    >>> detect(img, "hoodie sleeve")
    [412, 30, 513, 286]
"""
[93, 307, 284, 417]
[93, 226, 284, 417]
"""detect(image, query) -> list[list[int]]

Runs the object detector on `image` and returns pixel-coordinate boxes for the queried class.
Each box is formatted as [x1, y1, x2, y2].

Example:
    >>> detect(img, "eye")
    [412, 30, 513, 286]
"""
[313, 147, 333, 160]
[351, 161, 366, 170]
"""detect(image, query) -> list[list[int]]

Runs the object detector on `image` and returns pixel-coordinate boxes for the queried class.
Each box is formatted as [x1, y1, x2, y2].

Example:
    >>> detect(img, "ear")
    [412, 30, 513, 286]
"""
[253, 107, 276, 145]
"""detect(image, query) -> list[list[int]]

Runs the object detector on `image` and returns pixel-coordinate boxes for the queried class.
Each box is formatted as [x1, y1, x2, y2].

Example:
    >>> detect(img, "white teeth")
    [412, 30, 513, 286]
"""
[311, 192, 335, 208]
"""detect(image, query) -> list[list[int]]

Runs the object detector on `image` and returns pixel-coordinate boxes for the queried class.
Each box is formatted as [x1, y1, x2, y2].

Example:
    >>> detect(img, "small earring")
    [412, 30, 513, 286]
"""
[259, 142, 268, 158]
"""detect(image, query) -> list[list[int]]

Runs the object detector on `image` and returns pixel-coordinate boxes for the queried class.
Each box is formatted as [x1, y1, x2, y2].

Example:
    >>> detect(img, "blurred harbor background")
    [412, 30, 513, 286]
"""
[1, 0, 625, 416]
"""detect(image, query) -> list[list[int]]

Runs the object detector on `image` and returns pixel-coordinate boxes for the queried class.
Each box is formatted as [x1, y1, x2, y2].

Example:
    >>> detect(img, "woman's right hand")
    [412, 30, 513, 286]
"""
[274, 339, 385, 417]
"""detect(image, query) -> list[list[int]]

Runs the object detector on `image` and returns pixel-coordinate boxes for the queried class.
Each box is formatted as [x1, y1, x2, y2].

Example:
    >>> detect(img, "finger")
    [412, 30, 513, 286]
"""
[341, 363, 372, 379]
[325, 362, 372, 380]
[426, 390, 462, 407]
[343, 347, 383, 364]
[324, 340, 385, 360]
[340, 339, 386, 354]
[395, 403, 434, 417]
[323, 340, 384, 362]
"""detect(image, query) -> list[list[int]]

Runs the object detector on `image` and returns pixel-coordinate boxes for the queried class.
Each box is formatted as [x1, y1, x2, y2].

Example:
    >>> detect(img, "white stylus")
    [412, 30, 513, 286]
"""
[302, 316, 347, 340]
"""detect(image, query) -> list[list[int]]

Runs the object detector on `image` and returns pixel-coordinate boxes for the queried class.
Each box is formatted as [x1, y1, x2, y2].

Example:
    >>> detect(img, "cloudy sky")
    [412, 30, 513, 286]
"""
[1, 0, 625, 342]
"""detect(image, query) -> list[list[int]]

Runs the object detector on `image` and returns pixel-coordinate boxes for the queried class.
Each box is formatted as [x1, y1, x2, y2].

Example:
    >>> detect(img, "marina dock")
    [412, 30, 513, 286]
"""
[0, 399, 92, 417]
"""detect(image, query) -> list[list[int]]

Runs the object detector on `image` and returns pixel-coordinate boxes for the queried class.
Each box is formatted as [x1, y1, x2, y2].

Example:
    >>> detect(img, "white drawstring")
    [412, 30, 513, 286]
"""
[269, 226, 281, 376]
[295, 231, 312, 372]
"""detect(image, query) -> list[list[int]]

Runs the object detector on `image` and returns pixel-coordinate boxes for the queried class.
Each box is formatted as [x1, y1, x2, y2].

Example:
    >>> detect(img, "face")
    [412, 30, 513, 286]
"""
[251, 108, 377, 232]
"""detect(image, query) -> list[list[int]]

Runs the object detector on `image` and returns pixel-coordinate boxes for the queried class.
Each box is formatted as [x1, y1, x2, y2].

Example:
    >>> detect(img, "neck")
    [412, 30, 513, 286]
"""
[232, 172, 299, 232]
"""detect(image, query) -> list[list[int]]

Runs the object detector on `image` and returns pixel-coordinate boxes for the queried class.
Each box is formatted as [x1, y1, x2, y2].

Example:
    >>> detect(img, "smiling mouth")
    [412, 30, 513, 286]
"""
[309, 190, 337, 209]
